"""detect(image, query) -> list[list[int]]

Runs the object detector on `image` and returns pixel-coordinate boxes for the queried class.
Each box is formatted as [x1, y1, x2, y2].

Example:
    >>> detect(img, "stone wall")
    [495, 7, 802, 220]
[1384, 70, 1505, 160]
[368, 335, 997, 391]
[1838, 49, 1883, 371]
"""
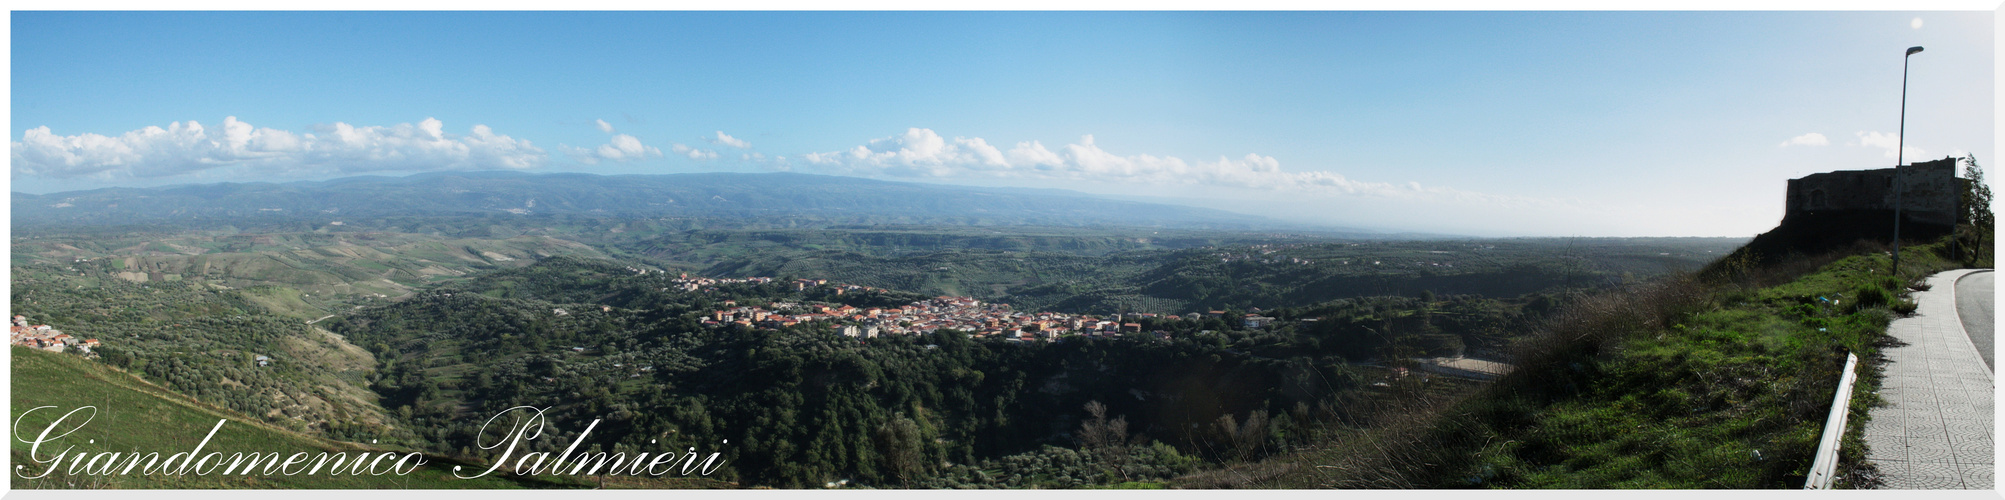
[1785, 157, 1964, 228]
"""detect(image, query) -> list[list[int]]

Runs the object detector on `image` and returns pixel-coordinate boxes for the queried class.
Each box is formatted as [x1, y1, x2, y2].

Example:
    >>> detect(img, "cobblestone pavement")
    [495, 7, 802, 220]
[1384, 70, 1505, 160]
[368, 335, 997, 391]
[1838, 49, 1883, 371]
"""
[1863, 269, 1993, 489]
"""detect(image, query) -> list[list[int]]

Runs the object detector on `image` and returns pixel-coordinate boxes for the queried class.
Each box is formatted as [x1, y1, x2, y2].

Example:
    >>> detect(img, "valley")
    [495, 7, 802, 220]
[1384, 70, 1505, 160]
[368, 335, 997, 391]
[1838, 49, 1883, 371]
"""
[10, 172, 1754, 489]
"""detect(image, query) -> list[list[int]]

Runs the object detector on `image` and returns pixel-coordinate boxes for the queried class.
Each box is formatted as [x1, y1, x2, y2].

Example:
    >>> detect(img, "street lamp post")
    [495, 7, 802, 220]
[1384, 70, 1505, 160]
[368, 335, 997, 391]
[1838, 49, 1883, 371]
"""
[1893, 45, 1922, 275]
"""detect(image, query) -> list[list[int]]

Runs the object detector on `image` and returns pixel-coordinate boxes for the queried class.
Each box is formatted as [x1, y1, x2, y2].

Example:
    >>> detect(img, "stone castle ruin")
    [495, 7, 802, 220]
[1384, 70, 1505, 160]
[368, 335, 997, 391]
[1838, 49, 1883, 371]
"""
[1725, 157, 1971, 267]
[1785, 156, 1965, 230]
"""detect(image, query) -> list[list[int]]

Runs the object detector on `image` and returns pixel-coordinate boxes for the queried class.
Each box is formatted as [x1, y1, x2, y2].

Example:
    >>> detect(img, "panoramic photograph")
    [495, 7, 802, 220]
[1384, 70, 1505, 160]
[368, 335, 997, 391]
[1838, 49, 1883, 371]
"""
[7, 10, 1996, 490]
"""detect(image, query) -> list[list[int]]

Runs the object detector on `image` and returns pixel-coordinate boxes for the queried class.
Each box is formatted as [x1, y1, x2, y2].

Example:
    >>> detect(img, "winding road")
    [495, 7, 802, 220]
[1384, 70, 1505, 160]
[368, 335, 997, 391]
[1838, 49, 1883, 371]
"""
[1956, 271, 1993, 373]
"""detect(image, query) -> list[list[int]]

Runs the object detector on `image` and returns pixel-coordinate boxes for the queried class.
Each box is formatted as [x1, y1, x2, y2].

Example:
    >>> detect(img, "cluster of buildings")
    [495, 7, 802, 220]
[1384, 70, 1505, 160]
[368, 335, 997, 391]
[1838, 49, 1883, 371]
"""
[667, 273, 1296, 341]
[10, 315, 98, 354]
[1213, 249, 1463, 269]
[1215, 244, 1318, 265]
[665, 275, 775, 293]
[705, 295, 1160, 342]
[668, 274, 886, 296]
[674, 275, 1175, 341]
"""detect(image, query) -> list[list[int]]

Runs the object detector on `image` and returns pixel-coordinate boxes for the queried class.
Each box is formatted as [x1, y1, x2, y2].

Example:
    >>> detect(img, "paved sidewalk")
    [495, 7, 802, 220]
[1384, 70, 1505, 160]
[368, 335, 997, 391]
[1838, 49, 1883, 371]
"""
[1863, 268, 1994, 489]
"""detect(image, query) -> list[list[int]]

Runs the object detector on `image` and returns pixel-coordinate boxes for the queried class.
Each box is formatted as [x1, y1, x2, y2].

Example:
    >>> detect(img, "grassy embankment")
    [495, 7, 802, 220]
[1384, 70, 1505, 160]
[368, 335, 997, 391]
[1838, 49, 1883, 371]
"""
[12, 346, 523, 488]
[1187, 240, 1963, 488]
[11, 345, 730, 489]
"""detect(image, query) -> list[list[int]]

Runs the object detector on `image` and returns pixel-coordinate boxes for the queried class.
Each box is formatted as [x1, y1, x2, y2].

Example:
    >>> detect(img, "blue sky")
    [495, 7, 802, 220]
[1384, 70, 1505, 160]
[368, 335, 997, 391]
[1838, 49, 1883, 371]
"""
[10, 11, 1995, 236]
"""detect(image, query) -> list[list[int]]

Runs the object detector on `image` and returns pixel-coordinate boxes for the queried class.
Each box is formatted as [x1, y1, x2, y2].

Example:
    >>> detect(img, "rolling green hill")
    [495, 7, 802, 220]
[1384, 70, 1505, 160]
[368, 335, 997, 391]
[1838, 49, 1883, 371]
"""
[695, 238, 1746, 315]
[10, 346, 539, 489]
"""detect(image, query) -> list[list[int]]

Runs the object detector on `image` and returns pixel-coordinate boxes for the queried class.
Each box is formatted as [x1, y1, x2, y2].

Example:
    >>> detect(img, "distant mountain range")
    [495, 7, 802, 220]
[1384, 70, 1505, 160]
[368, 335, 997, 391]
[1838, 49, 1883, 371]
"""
[12, 171, 1366, 233]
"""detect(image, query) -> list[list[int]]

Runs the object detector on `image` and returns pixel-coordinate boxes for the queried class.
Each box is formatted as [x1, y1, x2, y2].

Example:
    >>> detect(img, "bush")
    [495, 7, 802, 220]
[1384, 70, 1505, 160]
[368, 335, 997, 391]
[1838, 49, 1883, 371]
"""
[1874, 276, 1904, 293]
[1890, 300, 1918, 316]
[1850, 285, 1892, 311]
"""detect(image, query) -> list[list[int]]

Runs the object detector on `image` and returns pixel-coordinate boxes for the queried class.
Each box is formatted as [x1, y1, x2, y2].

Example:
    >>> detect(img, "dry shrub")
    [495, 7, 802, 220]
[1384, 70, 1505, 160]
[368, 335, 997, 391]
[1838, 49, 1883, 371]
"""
[1178, 384, 1475, 489]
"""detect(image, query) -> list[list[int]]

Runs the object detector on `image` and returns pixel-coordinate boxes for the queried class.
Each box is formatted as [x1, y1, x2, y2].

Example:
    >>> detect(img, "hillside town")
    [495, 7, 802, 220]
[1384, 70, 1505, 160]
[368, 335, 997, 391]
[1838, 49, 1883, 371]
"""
[671, 275, 1270, 342]
[10, 315, 98, 354]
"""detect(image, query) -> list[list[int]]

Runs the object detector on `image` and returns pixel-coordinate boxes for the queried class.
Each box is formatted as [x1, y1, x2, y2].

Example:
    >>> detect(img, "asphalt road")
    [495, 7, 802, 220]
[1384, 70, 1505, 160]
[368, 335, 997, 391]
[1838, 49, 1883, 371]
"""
[1956, 271, 1994, 373]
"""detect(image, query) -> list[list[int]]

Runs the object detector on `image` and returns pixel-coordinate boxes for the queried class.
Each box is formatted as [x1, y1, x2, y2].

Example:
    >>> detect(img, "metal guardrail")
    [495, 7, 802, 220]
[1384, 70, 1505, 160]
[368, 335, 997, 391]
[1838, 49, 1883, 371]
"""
[1804, 352, 1861, 489]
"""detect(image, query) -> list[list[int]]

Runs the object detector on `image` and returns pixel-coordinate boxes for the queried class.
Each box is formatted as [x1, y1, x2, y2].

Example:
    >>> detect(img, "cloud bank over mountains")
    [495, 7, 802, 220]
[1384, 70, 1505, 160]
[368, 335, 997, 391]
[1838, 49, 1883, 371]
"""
[11, 119, 1535, 207]
[12, 117, 546, 179]
[797, 127, 1536, 205]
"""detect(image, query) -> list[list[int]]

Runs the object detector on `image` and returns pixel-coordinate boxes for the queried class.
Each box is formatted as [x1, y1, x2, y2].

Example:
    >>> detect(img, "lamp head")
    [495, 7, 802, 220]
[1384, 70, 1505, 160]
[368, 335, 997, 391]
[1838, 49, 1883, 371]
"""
[1907, 46, 1925, 56]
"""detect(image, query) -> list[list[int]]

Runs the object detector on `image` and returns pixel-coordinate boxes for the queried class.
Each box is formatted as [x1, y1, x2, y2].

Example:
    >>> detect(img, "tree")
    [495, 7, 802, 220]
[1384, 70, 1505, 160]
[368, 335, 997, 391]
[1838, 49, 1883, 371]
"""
[874, 414, 925, 487]
[1077, 401, 1135, 481]
[1210, 409, 1270, 461]
[1959, 154, 1995, 266]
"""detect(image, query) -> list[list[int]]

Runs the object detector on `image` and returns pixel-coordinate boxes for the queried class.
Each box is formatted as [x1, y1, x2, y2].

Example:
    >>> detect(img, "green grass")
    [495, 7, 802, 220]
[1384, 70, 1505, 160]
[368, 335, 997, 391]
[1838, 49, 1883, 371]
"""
[1460, 249, 1945, 488]
[1230, 241, 1959, 489]
[9, 346, 557, 489]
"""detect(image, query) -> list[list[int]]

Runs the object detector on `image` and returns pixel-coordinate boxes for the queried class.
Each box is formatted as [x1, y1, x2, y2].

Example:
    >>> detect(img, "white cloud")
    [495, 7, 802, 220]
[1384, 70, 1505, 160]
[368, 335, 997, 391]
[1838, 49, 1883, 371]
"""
[11, 117, 546, 179]
[1779, 132, 1829, 147]
[566, 133, 664, 165]
[1855, 130, 1926, 160]
[802, 128, 1542, 205]
[596, 119, 615, 133]
[710, 131, 751, 149]
[671, 144, 719, 160]
[1912, 17, 1923, 29]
